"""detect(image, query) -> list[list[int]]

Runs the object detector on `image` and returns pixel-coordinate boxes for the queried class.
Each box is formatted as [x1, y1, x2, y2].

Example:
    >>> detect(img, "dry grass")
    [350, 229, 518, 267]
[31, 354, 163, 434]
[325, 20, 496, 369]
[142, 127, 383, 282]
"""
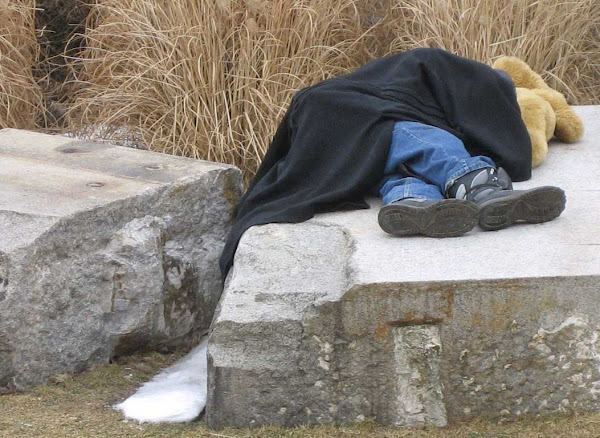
[66, 0, 372, 181]
[381, 0, 600, 104]
[0, 0, 44, 129]
[34, 0, 92, 126]
[3, 350, 600, 437]
[64, 0, 600, 179]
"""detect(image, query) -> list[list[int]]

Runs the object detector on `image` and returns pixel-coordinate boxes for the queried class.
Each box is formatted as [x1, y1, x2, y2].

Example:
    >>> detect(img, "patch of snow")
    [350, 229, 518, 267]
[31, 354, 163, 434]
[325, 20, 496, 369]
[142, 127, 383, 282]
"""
[115, 337, 208, 423]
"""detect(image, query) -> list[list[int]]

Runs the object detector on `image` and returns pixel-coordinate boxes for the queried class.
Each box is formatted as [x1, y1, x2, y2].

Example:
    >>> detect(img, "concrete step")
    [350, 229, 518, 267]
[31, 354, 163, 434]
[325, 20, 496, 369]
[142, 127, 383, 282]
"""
[0, 129, 242, 391]
[207, 106, 600, 428]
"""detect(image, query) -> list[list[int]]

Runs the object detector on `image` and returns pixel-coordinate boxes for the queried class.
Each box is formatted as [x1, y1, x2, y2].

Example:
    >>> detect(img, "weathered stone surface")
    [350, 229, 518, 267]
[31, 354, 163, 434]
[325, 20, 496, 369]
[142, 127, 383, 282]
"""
[207, 106, 600, 428]
[0, 129, 242, 391]
[393, 324, 446, 427]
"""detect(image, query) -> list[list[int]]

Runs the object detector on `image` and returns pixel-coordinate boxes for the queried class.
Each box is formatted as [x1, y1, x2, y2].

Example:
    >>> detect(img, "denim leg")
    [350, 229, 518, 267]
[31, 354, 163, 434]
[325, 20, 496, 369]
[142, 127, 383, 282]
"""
[384, 121, 496, 195]
[379, 175, 444, 205]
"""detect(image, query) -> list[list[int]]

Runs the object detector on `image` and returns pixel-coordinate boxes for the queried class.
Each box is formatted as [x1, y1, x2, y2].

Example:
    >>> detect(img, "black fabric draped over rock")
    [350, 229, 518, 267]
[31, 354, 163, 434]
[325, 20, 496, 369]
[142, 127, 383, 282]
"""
[219, 48, 532, 278]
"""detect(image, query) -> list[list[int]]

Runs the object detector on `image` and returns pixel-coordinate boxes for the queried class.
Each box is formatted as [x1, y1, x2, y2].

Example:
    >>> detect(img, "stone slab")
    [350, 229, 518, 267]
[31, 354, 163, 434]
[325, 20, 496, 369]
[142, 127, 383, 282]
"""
[207, 106, 600, 428]
[0, 129, 242, 391]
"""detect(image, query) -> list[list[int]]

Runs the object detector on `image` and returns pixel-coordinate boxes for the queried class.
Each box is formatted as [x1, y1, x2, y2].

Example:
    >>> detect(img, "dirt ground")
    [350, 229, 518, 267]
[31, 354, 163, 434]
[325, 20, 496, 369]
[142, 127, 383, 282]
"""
[2, 351, 600, 438]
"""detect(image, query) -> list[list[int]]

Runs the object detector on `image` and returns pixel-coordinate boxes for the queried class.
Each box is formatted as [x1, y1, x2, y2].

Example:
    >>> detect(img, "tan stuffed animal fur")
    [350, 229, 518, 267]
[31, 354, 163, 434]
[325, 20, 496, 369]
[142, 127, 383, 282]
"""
[492, 56, 584, 167]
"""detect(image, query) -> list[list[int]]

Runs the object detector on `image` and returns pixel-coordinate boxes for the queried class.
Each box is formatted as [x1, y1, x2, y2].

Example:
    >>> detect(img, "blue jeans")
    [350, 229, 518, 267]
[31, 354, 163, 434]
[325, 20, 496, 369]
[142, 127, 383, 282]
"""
[377, 121, 496, 205]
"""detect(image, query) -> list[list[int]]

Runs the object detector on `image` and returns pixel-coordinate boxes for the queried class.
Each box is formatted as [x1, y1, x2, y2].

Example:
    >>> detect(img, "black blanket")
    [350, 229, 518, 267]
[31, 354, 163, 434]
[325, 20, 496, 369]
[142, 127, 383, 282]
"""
[220, 48, 532, 277]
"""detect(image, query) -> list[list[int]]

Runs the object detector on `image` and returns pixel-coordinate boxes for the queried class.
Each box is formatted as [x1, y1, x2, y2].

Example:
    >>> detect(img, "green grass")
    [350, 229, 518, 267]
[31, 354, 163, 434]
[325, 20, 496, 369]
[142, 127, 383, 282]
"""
[2, 351, 600, 437]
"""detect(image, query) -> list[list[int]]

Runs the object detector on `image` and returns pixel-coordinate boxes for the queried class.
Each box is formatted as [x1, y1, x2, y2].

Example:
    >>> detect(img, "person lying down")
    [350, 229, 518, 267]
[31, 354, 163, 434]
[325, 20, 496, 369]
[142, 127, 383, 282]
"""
[219, 48, 568, 279]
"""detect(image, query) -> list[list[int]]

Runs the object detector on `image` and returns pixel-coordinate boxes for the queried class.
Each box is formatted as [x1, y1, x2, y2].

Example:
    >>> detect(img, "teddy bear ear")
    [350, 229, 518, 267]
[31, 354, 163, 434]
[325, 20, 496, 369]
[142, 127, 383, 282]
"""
[492, 56, 550, 90]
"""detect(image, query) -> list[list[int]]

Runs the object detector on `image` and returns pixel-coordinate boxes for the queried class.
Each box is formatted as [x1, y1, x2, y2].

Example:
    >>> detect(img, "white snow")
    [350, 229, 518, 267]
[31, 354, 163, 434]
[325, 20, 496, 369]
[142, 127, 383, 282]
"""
[115, 337, 208, 423]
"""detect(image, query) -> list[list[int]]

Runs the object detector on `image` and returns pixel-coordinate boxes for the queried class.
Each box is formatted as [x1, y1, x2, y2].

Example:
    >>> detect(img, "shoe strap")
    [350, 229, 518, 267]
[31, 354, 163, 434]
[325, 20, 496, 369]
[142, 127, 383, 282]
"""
[449, 168, 504, 201]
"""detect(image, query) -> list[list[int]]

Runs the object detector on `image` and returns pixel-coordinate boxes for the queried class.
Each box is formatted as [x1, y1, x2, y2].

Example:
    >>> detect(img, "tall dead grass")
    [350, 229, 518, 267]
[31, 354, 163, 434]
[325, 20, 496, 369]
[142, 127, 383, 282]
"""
[382, 0, 600, 104]
[67, 0, 372, 179]
[66, 0, 600, 179]
[0, 0, 44, 129]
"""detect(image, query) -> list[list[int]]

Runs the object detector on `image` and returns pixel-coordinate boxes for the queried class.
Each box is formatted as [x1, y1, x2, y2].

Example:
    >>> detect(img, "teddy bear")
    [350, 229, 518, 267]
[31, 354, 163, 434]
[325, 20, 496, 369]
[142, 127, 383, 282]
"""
[492, 56, 584, 167]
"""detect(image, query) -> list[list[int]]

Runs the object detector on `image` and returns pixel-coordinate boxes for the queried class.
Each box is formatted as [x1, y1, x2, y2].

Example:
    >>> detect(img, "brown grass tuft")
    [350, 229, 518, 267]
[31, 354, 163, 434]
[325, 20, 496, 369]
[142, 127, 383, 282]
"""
[0, 0, 44, 130]
[66, 0, 372, 181]
[65, 0, 600, 179]
[381, 0, 600, 104]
